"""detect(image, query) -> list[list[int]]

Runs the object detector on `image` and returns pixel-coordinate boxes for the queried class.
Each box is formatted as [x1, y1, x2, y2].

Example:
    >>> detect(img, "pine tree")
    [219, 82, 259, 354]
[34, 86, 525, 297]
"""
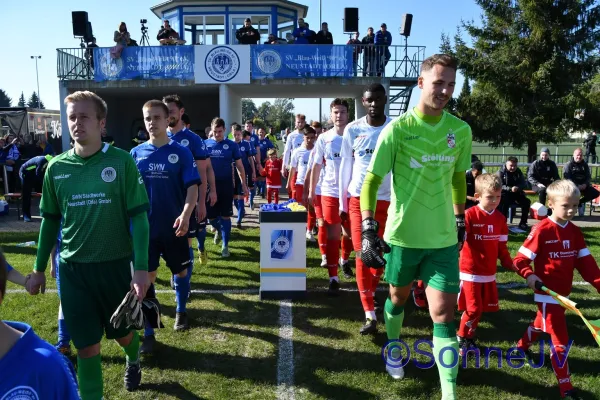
[27, 91, 41, 108]
[17, 92, 26, 107]
[450, 0, 600, 161]
[0, 89, 11, 107]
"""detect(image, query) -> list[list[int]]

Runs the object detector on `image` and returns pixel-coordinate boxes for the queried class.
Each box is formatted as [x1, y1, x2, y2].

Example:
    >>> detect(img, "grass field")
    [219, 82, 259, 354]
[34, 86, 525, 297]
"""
[2, 227, 600, 400]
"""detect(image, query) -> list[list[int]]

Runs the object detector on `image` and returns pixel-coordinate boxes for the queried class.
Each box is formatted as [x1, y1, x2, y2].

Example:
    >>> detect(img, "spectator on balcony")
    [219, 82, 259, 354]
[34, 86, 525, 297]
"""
[286, 33, 295, 44]
[374, 23, 392, 76]
[236, 18, 261, 45]
[316, 22, 334, 44]
[347, 32, 362, 76]
[265, 34, 286, 45]
[361, 27, 376, 77]
[293, 18, 312, 44]
[112, 22, 131, 59]
[85, 37, 99, 74]
[157, 20, 180, 45]
[306, 23, 317, 44]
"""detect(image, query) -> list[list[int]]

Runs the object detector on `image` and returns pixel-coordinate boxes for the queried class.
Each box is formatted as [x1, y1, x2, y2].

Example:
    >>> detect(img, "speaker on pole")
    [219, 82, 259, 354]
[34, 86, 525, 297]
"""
[72, 11, 89, 37]
[343, 8, 359, 33]
[400, 14, 413, 37]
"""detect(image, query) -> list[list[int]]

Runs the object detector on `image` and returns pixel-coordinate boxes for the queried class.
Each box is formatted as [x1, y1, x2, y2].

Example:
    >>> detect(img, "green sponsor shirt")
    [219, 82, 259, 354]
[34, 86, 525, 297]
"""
[368, 109, 472, 249]
[41, 143, 149, 263]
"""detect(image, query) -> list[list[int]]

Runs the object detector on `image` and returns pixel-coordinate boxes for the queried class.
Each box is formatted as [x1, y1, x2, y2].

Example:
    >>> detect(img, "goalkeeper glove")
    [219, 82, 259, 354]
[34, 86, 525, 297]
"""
[110, 289, 144, 330]
[456, 214, 466, 250]
[361, 217, 391, 269]
[142, 298, 165, 329]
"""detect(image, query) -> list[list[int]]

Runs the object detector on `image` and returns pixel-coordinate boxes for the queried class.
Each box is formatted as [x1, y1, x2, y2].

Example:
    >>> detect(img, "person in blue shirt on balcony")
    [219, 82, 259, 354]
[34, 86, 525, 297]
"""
[293, 18, 313, 44]
[374, 23, 392, 76]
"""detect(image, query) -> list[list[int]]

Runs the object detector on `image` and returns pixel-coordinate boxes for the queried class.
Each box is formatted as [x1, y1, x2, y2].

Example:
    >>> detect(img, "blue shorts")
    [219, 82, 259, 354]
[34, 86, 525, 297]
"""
[148, 235, 192, 275]
[207, 181, 234, 219]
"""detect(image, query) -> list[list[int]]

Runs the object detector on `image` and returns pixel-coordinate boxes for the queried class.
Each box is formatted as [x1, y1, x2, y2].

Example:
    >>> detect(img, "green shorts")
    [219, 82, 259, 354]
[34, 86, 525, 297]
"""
[383, 244, 460, 294]
[59, 256, 133, 349]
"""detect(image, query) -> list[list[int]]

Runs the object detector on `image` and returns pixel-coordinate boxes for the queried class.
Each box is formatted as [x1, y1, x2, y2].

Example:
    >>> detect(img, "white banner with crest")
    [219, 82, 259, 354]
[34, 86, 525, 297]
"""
[195, 45, 250, 84]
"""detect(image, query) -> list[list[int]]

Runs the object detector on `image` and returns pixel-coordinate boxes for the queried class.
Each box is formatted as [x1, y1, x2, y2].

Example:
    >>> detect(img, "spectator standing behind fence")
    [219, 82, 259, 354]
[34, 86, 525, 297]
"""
[293, 19, 312, 44]
[316, 22, 333, 44]
[374, 23, 392, 76]
[527, 147, 560, 207]
[497, 156, 531, 230]
[114, 22, 131, 47]
[583, 131, 597, 164]
[563, 148, 600, 214]
[2, 133, 20, 193]
[347, 32, 362, 76]
[306, 23, 317, 44]
[236, 18, 260, 44]
[157, 20, 180, 45]
[361, 27, 375, 77]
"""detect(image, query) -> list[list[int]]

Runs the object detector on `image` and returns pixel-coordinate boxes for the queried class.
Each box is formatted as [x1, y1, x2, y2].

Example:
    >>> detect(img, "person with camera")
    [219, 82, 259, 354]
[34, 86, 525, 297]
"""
[236, 18, 260, 45]
[157, 20, 180, 45]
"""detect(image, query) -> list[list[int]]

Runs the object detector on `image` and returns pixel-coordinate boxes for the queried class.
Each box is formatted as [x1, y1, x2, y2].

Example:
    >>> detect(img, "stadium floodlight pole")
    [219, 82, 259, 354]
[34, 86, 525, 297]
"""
[30, 55, 42, 108]
[318, 0, 322, 125]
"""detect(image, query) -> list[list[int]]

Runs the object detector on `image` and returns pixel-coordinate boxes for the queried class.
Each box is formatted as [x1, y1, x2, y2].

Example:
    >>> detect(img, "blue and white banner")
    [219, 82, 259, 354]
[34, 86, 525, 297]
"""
[270, 230, 293, 260]
[252, 45, 353, 79]
[93, 46, 194, 82]
[195, 45, 251, 84]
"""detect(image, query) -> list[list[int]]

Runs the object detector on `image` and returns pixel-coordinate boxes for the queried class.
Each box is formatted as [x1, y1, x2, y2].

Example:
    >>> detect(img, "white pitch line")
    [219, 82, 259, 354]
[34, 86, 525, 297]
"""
[5, 281, 592, 295]
[276, 300, 295, 400]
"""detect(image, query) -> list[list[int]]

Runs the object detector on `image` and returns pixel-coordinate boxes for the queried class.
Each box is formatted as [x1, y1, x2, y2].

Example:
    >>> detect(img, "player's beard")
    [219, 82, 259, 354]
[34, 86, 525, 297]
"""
[168, 117, 179, 128]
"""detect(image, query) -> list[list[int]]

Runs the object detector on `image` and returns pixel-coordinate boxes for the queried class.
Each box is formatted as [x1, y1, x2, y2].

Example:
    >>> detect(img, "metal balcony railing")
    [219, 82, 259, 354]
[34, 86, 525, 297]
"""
[57, 44, 426, 81]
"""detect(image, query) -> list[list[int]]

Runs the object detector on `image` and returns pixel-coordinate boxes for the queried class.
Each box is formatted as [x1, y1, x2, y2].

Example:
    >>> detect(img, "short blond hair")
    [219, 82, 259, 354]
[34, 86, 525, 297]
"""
[267, 148, 277, 156]
[64, 91, 107, 120]
[546, 180, 580, 202]
[474, 173, 502, 194]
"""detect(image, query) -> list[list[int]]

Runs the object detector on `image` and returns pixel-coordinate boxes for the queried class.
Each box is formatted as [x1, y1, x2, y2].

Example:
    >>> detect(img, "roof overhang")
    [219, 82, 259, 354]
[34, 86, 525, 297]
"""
[151, 0, 308, 19]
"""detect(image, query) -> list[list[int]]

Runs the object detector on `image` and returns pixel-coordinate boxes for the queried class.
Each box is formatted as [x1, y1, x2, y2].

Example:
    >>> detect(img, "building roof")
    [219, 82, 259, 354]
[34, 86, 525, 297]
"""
[151, 0, 308, 19]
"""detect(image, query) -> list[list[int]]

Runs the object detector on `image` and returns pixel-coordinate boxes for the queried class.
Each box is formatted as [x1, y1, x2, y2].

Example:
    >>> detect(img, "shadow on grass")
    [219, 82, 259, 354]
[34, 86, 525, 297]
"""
[141, 382, 206, 400]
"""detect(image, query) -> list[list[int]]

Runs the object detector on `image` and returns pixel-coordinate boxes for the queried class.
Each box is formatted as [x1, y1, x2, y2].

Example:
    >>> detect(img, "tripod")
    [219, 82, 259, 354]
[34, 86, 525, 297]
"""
[140, 24, 151, 46]
[394, 36, 412, 78]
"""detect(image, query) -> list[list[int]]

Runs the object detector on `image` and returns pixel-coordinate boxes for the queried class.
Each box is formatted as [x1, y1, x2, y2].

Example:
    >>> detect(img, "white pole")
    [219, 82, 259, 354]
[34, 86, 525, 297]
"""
[31, 56, 42, 108]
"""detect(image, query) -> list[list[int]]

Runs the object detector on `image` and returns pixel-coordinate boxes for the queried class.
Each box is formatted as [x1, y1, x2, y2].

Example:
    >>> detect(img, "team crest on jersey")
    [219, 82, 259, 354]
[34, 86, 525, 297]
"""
[223, 144, 229, 150]
[168, 154, 179, 164]
[447, 132, 456, 148]
[2, 386, 39, 400]
[101, 167, 117, 183]
[563, 240, 570, 249]
[181, 139, 190, 147]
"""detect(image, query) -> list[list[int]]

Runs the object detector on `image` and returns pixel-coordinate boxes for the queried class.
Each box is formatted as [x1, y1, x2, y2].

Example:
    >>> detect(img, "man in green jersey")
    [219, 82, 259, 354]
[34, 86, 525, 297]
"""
[360, 54, 471, 400]
[27, 91, 151, 399]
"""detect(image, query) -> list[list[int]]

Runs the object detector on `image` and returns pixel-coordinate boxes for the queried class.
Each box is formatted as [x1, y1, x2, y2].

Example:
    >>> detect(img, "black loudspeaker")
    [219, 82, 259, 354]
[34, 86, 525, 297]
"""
[400, 13, 413, 37]
[85, 22, 93, 41]
[343, 8, 359, 33]
[72, 11, 89, 37]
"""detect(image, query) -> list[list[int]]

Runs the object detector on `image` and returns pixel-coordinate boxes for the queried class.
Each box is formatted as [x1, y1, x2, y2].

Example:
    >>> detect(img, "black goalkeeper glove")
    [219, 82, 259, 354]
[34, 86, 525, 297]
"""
[456, 214, 466, 250]
[361, 217, 391, 269]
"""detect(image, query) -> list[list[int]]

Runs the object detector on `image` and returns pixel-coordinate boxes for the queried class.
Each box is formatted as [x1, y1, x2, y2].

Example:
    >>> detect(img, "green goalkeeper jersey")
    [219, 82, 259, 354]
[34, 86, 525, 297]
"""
[40, 143, 149, 263]
[367, 108, 472, 249]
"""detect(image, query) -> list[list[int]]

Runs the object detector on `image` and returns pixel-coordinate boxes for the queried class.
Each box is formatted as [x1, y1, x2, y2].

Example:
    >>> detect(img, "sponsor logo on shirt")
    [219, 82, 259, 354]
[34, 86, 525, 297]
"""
[54, 174, 71, 180]
[2, 386, 39, 400]
[545, 239, 559, 244]
[149, 163, 166, 171]
[406, 135, 419, 140]
[138, 176, 143, 184]
[168, 154, 179, 164]
[421, 154, 456, 163]
[101, 167, 117, 183]
[181, 139, 189, 147]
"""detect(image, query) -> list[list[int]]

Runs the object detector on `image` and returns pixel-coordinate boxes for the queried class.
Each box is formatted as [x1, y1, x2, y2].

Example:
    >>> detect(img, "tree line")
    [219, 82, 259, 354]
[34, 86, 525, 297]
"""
[0, 90, 45, 109]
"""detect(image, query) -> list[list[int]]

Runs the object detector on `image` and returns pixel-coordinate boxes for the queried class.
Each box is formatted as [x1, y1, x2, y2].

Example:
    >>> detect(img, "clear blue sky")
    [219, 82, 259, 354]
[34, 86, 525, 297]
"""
[1, 0, 481, 122]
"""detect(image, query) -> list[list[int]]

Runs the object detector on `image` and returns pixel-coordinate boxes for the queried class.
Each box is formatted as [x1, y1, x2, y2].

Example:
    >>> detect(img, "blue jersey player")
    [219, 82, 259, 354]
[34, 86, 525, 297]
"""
[256, 127, 274, 198]
[1, 250, 80, 400]
[244, 120, 263, 207]
[163, 95, 217, 267]
[233, 131, 256, 228]
[203, 118, 246, 257]
[131, 100, 201, 353]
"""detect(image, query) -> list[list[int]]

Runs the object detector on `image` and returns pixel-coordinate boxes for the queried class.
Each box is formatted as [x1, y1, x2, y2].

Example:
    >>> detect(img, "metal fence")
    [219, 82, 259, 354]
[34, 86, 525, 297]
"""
[57, 44, 426, 81]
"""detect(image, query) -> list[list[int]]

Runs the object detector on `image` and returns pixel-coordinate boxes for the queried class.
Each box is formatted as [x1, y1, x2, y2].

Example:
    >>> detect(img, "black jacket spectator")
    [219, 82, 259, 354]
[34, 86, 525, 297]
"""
[528, 159, 560, 188]
[157, 27, 178, 41]
[236, 26, 260, 44]
[361, 32, 376, 76]
[498, 164, 527, 193]
[583, 133, 597, 164]
[19, 155, 51, 219]
[563, 157, 591, 187]
[497, 161, 531, 227]
[316, 30, 333, 44]
[465, 170, 477, 208]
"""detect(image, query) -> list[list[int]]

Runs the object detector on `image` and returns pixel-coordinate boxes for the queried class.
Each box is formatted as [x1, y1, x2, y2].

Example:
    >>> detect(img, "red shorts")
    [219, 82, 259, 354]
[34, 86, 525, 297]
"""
[349, 197, 390, 252]
[458, 280, 499, 313]
[321, 195, 341, 225]
[294, 184, 304, 205]
[313, 195, 323, 220]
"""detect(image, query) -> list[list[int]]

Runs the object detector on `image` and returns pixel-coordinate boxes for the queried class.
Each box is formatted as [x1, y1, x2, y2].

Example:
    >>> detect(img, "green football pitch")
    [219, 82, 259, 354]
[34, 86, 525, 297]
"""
[2, 227, 600, 400]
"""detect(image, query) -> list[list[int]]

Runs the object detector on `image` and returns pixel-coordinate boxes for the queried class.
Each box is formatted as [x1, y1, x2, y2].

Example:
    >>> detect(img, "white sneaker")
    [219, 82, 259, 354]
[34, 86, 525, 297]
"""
[213, 230, 220, 244]
[385, 363, 405, 380]
[320, 254, 328, 267]
[305, 230, 316, 242]
[208, 226, 215, 233]
[339, 257, 348, 267]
